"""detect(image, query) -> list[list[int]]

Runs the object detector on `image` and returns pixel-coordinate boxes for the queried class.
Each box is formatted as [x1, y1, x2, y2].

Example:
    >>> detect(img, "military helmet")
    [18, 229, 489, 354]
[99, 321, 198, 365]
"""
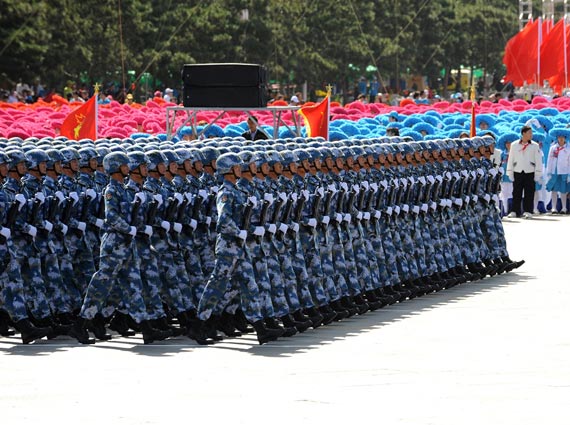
[25, 149, 49, 169]
[216, 153, 242, 174]
[78, 147, 98, 167]
[0, 151, 10, 165]
[293, 149, 311, 163]
[280, 150, 298, 165]
[200, 147, 220, 165]
[60, 147, 81, 164]
[5, 149, 27, 169]
[264, 150, 282, 166]
[103, 152, 130, 174]
[127, 151, 149, 171]
[145, 150, 167, 171]
[45, 149, 65, 168]
[161, 149, 180, 165]
[95, 147, 111, 165]
[174, 148, 191, 164]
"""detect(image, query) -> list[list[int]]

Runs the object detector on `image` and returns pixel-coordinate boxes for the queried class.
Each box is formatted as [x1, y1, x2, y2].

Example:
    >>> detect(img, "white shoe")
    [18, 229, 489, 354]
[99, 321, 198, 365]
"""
[561, 209, 568, 215]
[507, 212, 517, 218]
[522, 212, 533, 219]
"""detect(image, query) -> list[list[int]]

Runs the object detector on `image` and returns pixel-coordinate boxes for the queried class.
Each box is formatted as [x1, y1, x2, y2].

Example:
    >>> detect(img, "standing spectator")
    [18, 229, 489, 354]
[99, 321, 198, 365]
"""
[241, 116, 268, 140]
[70, 91, 85, 103]
[546, 128, 570, 214]
[506, 125, 544, 218]
[163, 88, 174, 103]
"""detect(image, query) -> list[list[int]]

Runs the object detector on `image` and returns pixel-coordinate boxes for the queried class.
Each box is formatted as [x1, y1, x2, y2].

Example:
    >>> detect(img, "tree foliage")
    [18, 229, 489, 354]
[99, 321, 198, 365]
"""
[0, 0, 519, 97]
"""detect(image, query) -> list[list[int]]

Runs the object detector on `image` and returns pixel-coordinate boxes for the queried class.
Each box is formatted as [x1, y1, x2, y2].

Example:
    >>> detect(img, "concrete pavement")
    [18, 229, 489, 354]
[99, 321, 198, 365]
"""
[1, 215, 569, 425]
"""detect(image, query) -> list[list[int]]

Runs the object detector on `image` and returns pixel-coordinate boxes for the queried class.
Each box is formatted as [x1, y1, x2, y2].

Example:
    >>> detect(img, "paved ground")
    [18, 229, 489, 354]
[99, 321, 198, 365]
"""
[1, 215, 569, 425]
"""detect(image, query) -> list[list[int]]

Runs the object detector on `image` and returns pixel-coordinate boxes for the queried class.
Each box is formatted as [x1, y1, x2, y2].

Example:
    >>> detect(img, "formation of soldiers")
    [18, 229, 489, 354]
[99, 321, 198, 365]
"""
[0, 133, 524, 345]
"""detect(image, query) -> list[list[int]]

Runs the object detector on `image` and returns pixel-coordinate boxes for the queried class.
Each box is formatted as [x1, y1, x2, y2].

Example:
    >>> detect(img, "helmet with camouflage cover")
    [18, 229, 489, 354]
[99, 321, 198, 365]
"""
[25, 149, 49, 170]
[127, 151, 149, 171]
[216, 153, 242, 175]
[103, 152, 130, 174]
[145, 150, 167, 171]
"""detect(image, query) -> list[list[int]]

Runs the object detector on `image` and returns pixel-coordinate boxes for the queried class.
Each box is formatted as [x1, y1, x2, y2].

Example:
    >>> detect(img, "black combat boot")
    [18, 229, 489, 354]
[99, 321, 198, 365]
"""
[303, 307, 324, 329]
[330, 300, 350, 320]
[14, 319, 51, 344]
[89, 313, 112, 341]
[318, 305, 338, 325]
[265, 317, 296, 337]
[140, 320, 171, 344]
[339, 297, 361, 316]
[281, 313, 312, 333]
[109, 312, 136, 337]
[186, 318, 215, 345]
[205, 317, 224, 341]
[233, 309, 254, 333]
[501, 256, 525, 272]
[0, 310, 15, 337]
[153, 317, 181, 337]
[217, 312, 243, 337]
[252, 320, 284, 345]
[68, 317, 96, 345]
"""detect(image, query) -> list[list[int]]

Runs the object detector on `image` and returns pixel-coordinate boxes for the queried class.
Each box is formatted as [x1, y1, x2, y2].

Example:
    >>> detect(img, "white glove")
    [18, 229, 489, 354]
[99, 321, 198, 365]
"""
[184, 192, 193, 203]
[340, 182, 349, 192]
[435, 175, 443, 183]
[69, 192, 79, 205]
[86, 189, 97, 200]
[247, 196, 258, 206]
[380, 180, 388, 189]
[143, 225, 153, 237]
[95, 218, 104, 228]
[55, 191, 65, 204]
[421, 204, 428, 213]
[393, 178, 399, 186]
[198, 189, 209, 200]
[335, 213, 343, 222]
[352, 184, 360, 193]
[401, 179, 408, 188]
[211, 186, 219, 194]
[356, 211, 363, 220]
[477, 168, 485, 176]
[172, 222, 182, 233]
[317, 187, 325, 197]
[427, 175, 435, 184]
[445, 172, 452, 180]
[472, 195, 478, 203]
[34, 192, 45, 203]
[446, 199, 453, 208]
[343, 213, 351, 223]
[238, 229, 247, 240]
[15, 194, 26, 209]
[327, 184, 337, 193]
[507, 173, 514, 182]
[454, 198, 463, 207]
[291, 193, 298, 202]
[189, 219, 197, 230]
[135, 192, 146, 203]
[373, 210, 381, 219]
[363, 212, 370, 220]
[402, 204, 409, 213]
[307, 218, 317, 228]
[452, 172, 460, 179]
[412, 206, 420, 214]
[278, 223, 288, 234]
[489, 168, 498, 177]
[27, 225, 37, 238]
[153, 194, 164, 207]
[430, 202, 437, 211]
[465, 196, 470, 204]
[361, 181, 370, 190]
[76, 221, 86, 232]
[386, 207, 393, 216]
[60, 223, 68, 235]
[128, 226, 137, 237]
[0, 227, 11, 239]
[174, 193, 183, 205]
[439, 199, 447, 207]
[408, 176, 415, 185]
[267, 224, 277, 234]
[263, 193, 274, 204]
[301, 190, 310, 200]
[253, 226, 265, 237]
[393, 206, 401, 215]
[370, 182, 378, 192]
[461, 170, 469, 177]
[205, 217, 212, 226]
[278, 192, 287, 202]
[160, 221, 171, 232]
[322, 215, 330, 225]
[43, 220, 53, 233]
[484, 194, 491, 203]
[290, 222, 300, 233]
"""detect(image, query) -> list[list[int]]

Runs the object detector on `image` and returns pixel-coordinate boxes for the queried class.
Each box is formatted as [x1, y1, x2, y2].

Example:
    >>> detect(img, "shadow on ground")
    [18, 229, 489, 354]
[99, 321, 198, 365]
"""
[0, 272, 535, 357]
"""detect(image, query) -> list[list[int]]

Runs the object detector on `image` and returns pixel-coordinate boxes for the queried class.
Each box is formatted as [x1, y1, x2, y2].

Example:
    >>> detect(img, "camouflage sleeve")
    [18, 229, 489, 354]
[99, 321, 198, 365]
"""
[215, 188, 241, 238]
[104, 185, 132, 234]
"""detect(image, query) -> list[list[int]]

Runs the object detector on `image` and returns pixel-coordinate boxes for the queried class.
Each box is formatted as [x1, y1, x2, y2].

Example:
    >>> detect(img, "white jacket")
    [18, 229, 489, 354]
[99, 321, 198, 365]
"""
[506, 140, 543, 181]
[546, 143, 570, 175]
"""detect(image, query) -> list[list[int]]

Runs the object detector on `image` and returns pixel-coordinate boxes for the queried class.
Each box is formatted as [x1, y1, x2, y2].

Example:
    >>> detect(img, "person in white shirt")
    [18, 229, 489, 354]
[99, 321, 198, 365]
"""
[545, 128, 570, 214]
[506, 125, 544, 218]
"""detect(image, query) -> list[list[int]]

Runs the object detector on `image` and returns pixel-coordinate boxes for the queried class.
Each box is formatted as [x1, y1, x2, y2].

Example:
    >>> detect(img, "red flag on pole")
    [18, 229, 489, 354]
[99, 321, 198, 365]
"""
[469, 84, 477, 138]
[60, 95, 97, 140]
[299, 94, 330, 139]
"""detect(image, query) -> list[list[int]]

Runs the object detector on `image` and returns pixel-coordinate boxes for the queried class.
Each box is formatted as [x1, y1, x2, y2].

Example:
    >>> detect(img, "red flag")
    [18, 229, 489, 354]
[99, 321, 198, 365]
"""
[299, 95, 329, 139]
[469, 86, 476, 138]
[503, 20, 548, 86]
[60, 95, 97, 140]
[540, 19, 566, 80]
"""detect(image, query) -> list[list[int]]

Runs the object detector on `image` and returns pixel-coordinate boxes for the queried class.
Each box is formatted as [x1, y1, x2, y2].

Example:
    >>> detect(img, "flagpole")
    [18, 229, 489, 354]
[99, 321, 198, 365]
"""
[538, 17, 542, 89]
[562, 15, 568, 89]
[325, 84, 332, 141]
[94, 82, 100, 139]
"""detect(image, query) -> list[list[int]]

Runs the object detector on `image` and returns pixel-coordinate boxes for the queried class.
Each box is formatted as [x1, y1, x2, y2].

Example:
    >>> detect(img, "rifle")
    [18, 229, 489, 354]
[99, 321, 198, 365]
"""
[126, 198, 142, 244]
[275, 197, 293, 242]
[0, 201, 20, 243]
[241, 200, 254, 246]
[256, 199, 270, 243]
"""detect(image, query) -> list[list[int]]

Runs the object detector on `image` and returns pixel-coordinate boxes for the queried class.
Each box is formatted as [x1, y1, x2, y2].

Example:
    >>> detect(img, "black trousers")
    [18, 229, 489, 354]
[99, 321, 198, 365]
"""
[512, 171, 535, 215]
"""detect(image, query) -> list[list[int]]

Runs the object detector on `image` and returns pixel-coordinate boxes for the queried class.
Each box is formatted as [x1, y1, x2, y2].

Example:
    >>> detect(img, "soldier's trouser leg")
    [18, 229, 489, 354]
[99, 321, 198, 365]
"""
[265, 242, 290, 317]
[0, 257, 29, 322]
[299, 229, 327, 307]
[248, 241, 275, 318]
[289, 236, 315, 309]
[18, 254, 52, 320]
[137, 241, 166, 320]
